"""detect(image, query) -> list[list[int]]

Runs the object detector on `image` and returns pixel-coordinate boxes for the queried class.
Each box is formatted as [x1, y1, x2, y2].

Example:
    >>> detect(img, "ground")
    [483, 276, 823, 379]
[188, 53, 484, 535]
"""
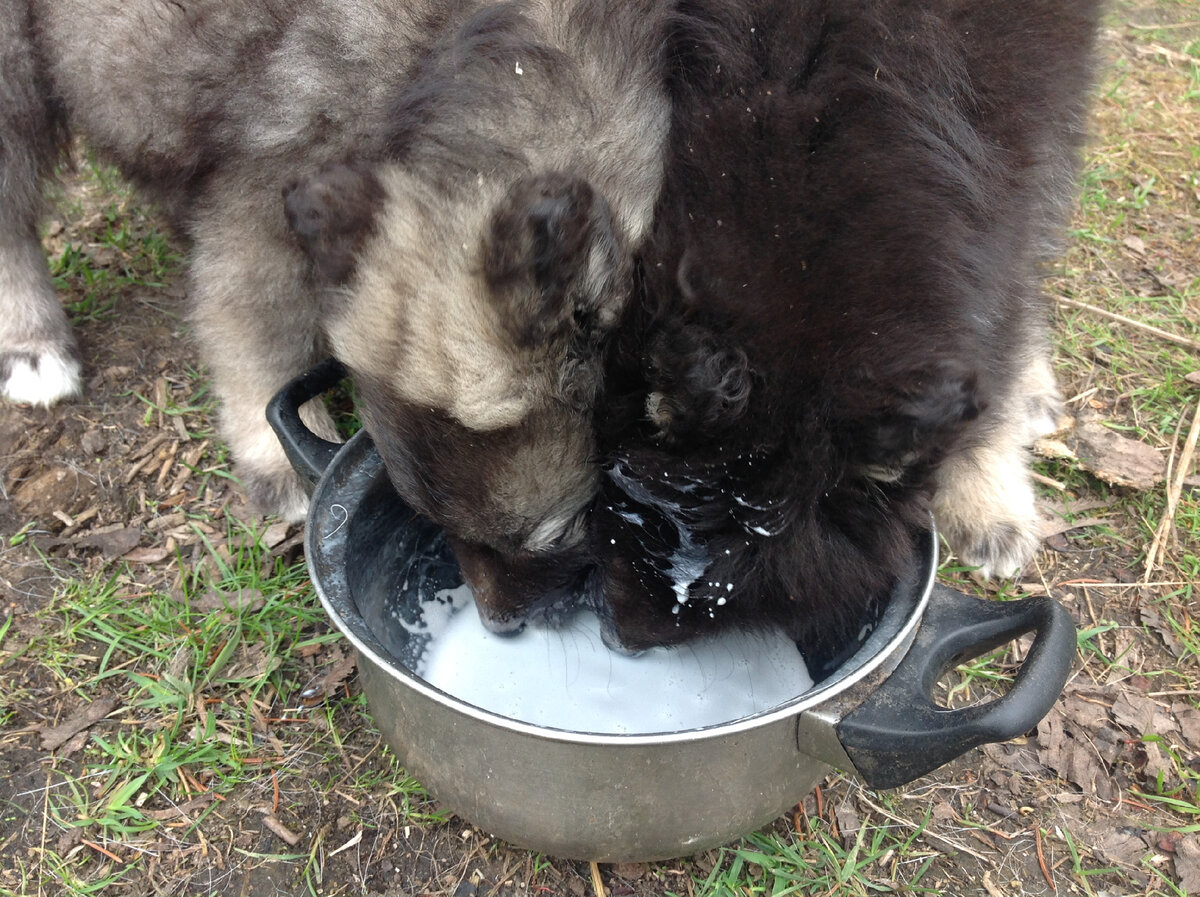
[1, 3, 1199, 896]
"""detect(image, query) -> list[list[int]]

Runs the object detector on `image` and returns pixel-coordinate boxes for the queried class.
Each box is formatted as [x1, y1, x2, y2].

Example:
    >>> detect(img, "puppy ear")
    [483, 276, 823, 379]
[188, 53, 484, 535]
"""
[847, 361, 980, 479]
[284, 162, 384, 284]
[483, 172, 630, 350]
[645, 324, 752, 444]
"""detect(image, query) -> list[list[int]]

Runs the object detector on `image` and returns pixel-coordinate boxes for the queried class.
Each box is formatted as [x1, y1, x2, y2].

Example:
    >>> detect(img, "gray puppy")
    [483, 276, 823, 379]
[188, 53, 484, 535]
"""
[1, 0, 669, 618]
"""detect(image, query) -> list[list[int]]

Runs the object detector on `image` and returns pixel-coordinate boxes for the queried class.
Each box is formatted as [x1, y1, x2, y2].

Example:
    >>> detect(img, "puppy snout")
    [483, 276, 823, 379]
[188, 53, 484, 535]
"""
[447, 534, 591, 636]
[474, 603, 528, 636]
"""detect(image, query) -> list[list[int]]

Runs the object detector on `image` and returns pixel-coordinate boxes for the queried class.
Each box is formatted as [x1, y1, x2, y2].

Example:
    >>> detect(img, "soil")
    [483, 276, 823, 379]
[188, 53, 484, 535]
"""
[2, 10, 1198, 897]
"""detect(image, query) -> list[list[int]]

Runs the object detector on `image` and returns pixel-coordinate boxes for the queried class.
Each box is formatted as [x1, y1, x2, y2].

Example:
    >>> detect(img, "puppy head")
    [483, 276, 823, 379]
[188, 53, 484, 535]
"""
[286, 164, 632, 629]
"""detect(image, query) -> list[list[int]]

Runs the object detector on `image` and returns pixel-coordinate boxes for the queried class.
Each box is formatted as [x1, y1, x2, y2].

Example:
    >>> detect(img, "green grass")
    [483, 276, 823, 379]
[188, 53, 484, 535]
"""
[696, 803, 937, 896]
[7, 517, 437, 895]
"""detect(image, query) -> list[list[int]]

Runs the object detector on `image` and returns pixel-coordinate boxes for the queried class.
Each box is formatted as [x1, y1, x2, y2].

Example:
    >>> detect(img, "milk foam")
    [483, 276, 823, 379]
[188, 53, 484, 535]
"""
[417, 585, 814, 734]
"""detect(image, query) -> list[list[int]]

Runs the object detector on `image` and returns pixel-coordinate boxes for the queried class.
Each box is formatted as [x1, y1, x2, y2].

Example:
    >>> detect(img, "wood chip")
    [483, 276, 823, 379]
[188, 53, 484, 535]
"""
[1037, 416, 1165, 489]
[147, 511, 186, 531]
[59, 506, 100, 538]
[129, 433, 170, 462]
[123, 453, 158, 484]
[167, 440, 209, 495]
[155, 441, 179, 491]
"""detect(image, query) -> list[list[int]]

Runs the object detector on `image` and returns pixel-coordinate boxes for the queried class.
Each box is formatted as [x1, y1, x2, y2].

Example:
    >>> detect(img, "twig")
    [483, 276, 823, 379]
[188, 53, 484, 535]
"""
[855, 790, 991, 863]
[590, 861, 607, 897]
[1031, 471, 1068, 491]
[82, 839, 124, 863]
[1144, 395, 1200, 582]
[261, 812, 302, 846]
[1128, 20, 1200, 30]
[1055, 296, 1200, 352]
[1035, 827, 1056, 892]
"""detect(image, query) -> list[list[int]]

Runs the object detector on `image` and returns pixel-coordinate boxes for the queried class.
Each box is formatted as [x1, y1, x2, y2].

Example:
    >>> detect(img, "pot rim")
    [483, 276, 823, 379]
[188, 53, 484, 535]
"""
[305, 430, 938, 748]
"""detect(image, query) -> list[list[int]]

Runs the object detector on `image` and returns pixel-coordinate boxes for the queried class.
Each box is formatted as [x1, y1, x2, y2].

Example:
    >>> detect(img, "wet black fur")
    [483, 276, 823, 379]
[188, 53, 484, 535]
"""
[591, 0, 1101, 671]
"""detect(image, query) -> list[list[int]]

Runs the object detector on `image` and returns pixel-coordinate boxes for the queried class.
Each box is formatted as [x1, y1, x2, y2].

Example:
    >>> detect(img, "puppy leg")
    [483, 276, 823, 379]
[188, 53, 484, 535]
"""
[0, 233, 82, 406]
[0, 16, 80, 406]
[189, 190, 339, 521]
[933, 342, 1061, 578]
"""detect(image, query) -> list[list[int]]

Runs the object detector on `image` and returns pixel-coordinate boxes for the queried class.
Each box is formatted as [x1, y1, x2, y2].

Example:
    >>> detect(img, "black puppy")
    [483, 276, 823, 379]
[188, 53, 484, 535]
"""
[592, 0, 1102, 671]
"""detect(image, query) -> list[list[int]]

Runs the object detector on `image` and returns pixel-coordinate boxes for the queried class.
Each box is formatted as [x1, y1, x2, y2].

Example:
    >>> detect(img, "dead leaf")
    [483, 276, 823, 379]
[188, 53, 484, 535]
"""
[222, 644, 281, 682]
[980, 741, 1049, 778]
[320, 650, 358, 696]
[611, 864, 645, 881]
[1142, 739, 1178, 789]
[40, 697, 119, 751]
[835, 801, 862, 844]
[1140, 605, 1184, 658]
[73, 526, 141, 558]
[1036, 705, 1119, 801]
[164, 646, 193, 691]
[1171, 703, 1200, 748]
[1096, 827, 1152, 871]
[1185, 371, 1200, 387]
[1176, 836, 1200, 895]
[1158, 831, 1183, 854]
[1110, 692, 1157, 735]
[261, 521, 292, 549]
[124, 546, 172, 564]
[1122, 235, 1147, 256]
[1039, 516, 1114, 539]
[1042, 497, 1114, 515]
[194, 587, 265, 613]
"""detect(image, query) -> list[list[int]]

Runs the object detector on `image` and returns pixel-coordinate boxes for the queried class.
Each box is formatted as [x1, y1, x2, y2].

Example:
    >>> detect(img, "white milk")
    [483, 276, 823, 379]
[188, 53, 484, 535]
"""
[416, 585, 814, 734]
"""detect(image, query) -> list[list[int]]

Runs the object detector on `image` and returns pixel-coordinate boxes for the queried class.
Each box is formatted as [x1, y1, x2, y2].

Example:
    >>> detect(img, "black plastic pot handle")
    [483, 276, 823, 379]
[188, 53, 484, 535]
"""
[266, 358, 348, 491]
[836, 584, 1076, 789]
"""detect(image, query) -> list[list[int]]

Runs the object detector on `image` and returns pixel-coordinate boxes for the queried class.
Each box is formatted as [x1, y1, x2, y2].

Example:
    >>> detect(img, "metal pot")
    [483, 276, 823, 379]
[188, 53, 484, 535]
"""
[268, 360, 1076, 863]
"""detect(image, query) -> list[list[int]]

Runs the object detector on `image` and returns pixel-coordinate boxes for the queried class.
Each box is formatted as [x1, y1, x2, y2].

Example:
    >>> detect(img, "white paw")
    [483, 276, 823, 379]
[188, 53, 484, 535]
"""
[934, 444, 1042, 579]
[951, 518, 1042, 580]
[2, 349, 82, 407]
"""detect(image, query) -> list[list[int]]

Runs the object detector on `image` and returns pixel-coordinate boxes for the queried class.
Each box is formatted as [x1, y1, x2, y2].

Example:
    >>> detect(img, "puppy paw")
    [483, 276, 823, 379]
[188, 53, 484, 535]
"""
[1, 347, 82, 407]
[948, 518, 1042, 580]
[933, 445, 1042, 579]
[240, 464, 312, 523]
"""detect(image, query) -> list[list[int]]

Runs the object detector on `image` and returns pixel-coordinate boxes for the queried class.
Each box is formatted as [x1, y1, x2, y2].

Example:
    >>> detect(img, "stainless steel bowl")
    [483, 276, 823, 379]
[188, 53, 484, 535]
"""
[269, 361, 1076, 862]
